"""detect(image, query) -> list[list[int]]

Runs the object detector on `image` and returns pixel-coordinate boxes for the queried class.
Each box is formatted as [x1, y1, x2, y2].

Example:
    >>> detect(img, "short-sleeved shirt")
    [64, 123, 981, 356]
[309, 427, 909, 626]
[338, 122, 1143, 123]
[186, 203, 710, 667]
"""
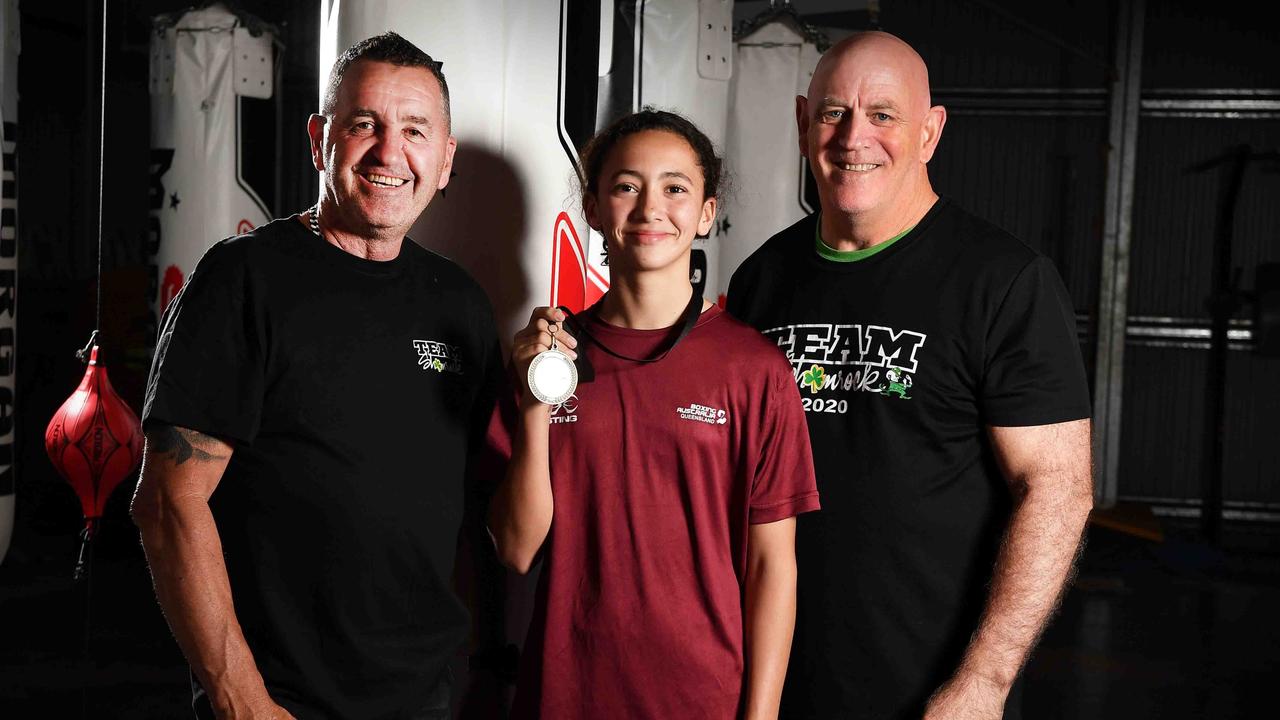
[726, 198, 1091, 720]
[487, 305, 820, 719]
[144, 216, 504, 719]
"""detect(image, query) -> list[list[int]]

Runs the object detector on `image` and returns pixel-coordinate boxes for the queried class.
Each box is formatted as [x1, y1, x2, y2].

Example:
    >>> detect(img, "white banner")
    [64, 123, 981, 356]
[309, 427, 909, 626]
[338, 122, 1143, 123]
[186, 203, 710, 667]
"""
[148, 3, 274, 326]
[718, 19, 820, 298]
[0, 0, 20, 565]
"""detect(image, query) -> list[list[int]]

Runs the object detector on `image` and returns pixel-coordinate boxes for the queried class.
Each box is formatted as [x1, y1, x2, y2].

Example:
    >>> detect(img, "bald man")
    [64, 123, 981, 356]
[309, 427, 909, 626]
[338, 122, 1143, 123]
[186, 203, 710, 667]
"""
[727, 32, 1093, 719]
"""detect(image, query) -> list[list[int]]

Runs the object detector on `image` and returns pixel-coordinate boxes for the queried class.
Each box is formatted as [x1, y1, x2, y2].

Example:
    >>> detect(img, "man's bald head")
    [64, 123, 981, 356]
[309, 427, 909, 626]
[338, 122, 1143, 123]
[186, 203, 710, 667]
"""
[808, 31, 933, 118]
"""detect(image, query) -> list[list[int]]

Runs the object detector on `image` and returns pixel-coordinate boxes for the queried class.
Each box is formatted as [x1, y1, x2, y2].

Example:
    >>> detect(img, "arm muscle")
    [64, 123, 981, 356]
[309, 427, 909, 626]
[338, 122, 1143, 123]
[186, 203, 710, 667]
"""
[132, 424, 290, 718]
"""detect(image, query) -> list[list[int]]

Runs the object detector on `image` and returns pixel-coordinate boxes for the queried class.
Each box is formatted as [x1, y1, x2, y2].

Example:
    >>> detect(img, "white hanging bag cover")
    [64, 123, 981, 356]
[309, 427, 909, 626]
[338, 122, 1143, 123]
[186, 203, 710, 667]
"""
[148, 3, 274, 322]
[719, 19, 820, 297]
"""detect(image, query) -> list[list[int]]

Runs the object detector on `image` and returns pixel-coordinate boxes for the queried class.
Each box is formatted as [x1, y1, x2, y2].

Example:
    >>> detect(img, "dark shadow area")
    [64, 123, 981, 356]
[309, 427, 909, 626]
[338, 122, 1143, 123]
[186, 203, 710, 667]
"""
[410, 145, 530, 343]
[0, 487, 188, 718]
[1024, 521, 1280, 718]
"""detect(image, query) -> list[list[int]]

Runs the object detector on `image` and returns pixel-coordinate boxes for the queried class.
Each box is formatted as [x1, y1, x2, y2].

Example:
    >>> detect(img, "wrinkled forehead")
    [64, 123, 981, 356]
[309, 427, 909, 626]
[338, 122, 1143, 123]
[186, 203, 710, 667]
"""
[335, 60, 444, 115]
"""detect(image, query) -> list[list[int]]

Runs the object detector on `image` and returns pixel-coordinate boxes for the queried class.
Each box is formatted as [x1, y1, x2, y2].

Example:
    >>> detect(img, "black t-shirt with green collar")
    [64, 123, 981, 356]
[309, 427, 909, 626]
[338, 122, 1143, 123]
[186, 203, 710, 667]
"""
[726, 197, 1090, 720]
[143, 216, 504, 719]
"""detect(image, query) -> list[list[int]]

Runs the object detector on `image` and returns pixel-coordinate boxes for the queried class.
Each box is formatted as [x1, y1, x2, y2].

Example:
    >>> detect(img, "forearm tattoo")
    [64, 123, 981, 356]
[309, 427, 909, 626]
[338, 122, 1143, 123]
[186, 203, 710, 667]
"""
[146, 425, 228, 466]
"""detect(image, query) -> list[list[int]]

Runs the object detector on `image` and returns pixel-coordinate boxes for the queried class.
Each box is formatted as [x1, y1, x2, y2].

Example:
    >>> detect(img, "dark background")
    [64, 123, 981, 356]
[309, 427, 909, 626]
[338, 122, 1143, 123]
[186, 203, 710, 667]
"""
[2, 0, 1278, 717]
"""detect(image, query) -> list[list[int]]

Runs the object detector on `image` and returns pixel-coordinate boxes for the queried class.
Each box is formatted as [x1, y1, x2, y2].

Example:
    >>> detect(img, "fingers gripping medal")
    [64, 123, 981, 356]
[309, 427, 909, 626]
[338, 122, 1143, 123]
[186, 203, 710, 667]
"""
[527, 325, 578, 405]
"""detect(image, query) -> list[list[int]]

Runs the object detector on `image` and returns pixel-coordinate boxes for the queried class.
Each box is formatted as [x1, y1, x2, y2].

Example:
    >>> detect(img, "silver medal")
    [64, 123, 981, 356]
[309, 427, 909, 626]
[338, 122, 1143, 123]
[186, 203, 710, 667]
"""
[527, 335, 578, 405]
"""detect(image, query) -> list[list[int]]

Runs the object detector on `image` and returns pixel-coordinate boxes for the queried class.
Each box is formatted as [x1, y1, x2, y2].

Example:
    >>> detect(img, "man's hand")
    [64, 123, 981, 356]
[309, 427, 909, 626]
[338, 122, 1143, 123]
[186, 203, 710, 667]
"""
[922, 670, 1007, 720]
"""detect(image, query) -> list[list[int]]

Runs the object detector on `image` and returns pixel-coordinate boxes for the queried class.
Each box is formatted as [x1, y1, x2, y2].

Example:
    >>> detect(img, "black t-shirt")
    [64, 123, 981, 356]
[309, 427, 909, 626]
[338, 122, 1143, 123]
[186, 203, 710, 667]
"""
[726, 198, 1090, 720]
[144, 216, 503, 719]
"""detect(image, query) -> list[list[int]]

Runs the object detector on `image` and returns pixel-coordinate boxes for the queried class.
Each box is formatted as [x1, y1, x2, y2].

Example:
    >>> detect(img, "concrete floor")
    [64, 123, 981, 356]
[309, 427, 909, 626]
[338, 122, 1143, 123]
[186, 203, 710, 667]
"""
[2, 509, 1277, 718]
[1022, 521, 1280, 718]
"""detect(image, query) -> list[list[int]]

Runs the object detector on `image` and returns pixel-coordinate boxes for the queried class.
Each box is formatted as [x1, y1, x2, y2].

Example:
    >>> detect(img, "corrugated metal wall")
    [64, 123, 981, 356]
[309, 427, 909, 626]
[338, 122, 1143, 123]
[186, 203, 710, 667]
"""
[889, 1, 1110, 89]
[1120, 0, 1280, 514]
[1127, 119, 1280, 319]
[931, 114, 1106, 312]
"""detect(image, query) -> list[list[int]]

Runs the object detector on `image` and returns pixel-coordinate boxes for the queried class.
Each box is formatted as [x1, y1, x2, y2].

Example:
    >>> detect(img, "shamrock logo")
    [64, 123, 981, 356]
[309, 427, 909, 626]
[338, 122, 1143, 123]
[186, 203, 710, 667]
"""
[801, 364, 826, 395]
[432, 359, 444, 372]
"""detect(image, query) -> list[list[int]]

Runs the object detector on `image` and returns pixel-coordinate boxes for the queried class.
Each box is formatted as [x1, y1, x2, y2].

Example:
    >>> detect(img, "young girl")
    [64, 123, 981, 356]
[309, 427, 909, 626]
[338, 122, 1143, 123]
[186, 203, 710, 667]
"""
[487, 110, 819, 719]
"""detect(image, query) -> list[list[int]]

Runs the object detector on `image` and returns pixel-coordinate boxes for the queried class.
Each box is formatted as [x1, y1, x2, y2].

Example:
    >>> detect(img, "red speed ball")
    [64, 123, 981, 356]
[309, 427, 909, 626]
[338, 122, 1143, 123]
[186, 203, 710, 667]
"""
[44, 346, 144, 525]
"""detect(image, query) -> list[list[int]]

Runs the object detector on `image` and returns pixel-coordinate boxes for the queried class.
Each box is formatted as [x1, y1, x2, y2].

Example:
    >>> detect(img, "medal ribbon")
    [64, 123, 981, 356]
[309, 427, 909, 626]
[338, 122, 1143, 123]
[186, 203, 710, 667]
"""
[557, 288, 703, 381]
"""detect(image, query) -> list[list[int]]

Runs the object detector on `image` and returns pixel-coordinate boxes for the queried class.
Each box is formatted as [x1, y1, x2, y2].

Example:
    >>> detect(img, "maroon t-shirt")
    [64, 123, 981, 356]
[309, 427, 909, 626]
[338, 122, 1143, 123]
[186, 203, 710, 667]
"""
[488, 305, 820, 719]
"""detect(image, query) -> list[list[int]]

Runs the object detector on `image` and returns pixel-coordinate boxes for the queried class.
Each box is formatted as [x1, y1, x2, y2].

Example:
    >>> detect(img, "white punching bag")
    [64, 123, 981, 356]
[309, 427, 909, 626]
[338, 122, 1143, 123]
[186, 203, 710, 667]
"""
[719, 18, 820, 297]
[0, 0, 20, 566]
[148, 2, 274, 324]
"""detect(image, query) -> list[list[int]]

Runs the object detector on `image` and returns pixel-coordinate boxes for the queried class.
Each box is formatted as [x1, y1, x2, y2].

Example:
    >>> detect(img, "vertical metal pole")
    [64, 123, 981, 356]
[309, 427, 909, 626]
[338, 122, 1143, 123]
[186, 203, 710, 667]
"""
[1093, 0, 1145, 507]
[1202, 148, 1248, 546]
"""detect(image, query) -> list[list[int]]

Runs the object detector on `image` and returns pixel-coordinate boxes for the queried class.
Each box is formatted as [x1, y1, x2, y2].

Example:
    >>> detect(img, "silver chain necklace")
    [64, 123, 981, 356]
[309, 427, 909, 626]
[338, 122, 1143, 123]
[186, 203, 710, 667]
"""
[307, 205, 321, 237]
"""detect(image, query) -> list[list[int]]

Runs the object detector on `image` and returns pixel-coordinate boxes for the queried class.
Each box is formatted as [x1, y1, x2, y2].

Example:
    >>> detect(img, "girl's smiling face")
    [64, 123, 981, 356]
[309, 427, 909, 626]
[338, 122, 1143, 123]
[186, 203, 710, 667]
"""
[585, 130, 717, 276]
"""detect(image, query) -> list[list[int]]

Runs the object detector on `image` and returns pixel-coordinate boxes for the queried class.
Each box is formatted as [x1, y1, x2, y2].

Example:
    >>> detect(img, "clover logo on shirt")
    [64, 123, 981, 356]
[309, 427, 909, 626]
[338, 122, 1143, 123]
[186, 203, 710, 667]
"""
[801, 364, 826, 395]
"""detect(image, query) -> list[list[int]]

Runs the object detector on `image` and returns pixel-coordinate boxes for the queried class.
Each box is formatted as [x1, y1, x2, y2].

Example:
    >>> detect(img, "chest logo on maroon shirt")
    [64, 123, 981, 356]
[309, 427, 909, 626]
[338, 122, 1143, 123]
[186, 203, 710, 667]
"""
[676, 402, 728, 425]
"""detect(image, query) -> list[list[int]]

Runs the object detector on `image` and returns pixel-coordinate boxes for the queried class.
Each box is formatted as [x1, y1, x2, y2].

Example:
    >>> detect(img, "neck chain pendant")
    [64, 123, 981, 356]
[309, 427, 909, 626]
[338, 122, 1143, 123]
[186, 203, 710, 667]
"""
[308, 205, 321, 237]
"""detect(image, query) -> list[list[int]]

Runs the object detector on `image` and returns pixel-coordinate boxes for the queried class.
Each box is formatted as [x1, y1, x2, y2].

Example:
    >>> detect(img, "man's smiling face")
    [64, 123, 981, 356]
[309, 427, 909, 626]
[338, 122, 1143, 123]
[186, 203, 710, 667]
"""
[797, 33, 942, 224]
[312, 59, 456, 237]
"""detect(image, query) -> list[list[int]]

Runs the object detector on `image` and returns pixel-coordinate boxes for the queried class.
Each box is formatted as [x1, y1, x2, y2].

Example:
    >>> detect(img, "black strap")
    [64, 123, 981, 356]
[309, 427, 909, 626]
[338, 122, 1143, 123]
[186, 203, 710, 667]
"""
[558, 288, 703, 378]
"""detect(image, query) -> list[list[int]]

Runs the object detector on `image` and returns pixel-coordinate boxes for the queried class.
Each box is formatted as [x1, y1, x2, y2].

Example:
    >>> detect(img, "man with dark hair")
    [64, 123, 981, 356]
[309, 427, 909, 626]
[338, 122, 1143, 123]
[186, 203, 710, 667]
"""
[727, 31, 1093, 719]
[133, 32, 501, 719]
[321, 31, 451, 126]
